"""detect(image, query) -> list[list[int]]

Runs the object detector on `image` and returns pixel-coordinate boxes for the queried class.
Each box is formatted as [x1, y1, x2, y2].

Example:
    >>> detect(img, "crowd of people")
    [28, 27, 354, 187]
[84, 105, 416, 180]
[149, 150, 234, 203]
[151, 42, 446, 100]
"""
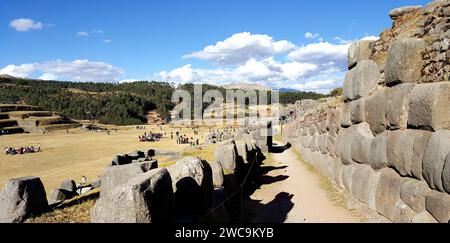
[4, 145, 41, 155]
[138, 132, 163, 142]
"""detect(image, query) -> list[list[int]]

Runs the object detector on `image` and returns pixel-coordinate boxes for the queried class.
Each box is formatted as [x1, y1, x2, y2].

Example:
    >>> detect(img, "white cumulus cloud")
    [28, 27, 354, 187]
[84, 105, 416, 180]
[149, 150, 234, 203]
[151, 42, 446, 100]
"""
[183, 32, 296, 65]
[77, 31, 89, 37]
[10, 18, 43, 32]
[0, 60, 124, 82]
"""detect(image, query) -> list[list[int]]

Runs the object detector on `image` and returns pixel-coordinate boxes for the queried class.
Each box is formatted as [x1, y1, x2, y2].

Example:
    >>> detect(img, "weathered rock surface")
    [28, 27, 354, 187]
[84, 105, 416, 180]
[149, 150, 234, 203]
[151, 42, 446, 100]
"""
[350, 123, 374, 164]
[0, 177, 48, 223]
[389, 5, 422, 20]
[412, 211, 438, 223]
[385, 38, 426, 85]
[100, 161, 156, 197]
[348, 40, 375, 70]
[364, 89, 388, 135]
[375, 169, 403, 221]
[91, 168, 173, 223]
[369, 131, 389, 170]
[215, 144, 238, 173]
[408, 82, 450, 131]
[385, 84, 414, 130]
[422, 130, 450, 192]
[400, 179, 430, 213]
[343, 60, 380, 101]
[425, 191, 450, 223]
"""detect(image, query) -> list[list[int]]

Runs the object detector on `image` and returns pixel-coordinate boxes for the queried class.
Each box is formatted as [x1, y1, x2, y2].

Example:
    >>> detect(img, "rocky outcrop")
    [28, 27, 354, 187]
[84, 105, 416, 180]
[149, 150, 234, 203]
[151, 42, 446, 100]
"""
[283, 0, 449, 223]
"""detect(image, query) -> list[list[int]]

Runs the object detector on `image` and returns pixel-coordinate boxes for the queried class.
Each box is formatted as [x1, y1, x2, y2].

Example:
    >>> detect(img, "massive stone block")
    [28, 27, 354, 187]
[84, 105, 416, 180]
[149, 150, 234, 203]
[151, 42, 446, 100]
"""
[340, 103, 352, 128]
[369, 131, 389, 170]
[400, 179, 431, 213]
[411, 131, 433, 180]
[349, 99, 366, 124]
[59, 180, 77, 193]
[375, 169, 403, 221]
[350, 123, 374, 164]
[91, 168, 173, 223]
[343, 60, 381, 101]
[166, 157, 214, 217]
[0, 177, 48, 223]
[408, 82, 450, 131]
[351, 164, 372, 204]
[215, 144, 238, 173]
[348, 40, 375, 70]
[443, 153, 450, 193]
[336, 128, 353, 165]
[425, 191, 450, 223]
[364, 89, 388, 135]
[387, 130, 432, 178]
[385, 84, 414, 130]
[100, 161, 155, 197]
[422, 130, 450, 192]
[210, 161, 224, 188]
[385, 38, 426, 85]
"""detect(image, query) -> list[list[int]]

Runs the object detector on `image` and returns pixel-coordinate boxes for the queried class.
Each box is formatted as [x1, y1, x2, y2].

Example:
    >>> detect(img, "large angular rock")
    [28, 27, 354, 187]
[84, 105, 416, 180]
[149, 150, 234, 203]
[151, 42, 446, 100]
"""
[59, 180, 77, 193]
[167, 157, 214, 219]
[422, 130, 450, 192]
[425, 191, 450, 223]
[210, 161, 224, 188]
[49, 189, 77, 205]
[100, 161, 156, 197]
[400, 179, 431, 213]
[351, 164, 372, 204]
[385, 84, 414, 130]
[412, 211, 438, 223]
[215, 144, 238, 173]
[350, 123, 374, 164]
[411, 131, 433, 180]
[443, 153, 450, 193]
[0, 177, 48, 223]
[366, 169, 382, 211]
[408, 82, 450, 131]
[387, 130, 431, 178]
[375, 169, 403, 221]
[385, 38, 425, 85]
[369, 132, 389, 170]
[336, 128, 353, 165]
[340, 103, 352, 128]
[364, 89, 388, 135]
[91, 168, 173, 223]
[343, 60, 381, 101]
[389, 6, 422, 20]
[348, 40, 374, 70]
[349, 99, 366, 124]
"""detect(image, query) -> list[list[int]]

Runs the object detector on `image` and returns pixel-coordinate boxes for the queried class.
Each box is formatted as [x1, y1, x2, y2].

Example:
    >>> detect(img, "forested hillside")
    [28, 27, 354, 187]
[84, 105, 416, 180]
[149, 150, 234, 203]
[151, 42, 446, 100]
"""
[0, 76, 329, 125]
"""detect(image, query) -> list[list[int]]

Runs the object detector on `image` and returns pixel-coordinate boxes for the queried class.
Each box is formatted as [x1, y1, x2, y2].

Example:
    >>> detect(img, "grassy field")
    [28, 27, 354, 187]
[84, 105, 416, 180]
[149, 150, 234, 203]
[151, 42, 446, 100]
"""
[0, 124, 212, 197]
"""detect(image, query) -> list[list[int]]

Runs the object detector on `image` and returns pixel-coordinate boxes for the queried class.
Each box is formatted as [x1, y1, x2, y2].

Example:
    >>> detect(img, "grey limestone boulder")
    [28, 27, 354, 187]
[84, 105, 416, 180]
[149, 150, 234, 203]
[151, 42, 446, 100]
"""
[0, 177, 48, 223]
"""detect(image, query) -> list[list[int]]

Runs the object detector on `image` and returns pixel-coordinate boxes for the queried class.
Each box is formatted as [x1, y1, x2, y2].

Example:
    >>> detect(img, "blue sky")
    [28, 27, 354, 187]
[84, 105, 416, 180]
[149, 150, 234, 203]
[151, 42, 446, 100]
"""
[0, 0, 430, 93]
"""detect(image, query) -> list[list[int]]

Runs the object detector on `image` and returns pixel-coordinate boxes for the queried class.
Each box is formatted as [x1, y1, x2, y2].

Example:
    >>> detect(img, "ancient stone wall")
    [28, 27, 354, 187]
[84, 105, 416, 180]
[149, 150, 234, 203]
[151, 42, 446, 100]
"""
[283, 1, 449, 223]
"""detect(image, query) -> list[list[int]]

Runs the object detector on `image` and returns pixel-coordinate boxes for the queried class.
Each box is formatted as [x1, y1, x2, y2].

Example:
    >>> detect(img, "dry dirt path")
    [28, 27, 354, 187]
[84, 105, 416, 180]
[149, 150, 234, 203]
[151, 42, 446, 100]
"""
[248, 145, 361, 223]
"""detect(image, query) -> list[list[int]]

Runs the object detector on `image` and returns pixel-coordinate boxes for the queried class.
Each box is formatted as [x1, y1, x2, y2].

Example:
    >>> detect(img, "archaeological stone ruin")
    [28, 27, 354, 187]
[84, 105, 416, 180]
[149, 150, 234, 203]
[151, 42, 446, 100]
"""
[282, 0, 450, 223]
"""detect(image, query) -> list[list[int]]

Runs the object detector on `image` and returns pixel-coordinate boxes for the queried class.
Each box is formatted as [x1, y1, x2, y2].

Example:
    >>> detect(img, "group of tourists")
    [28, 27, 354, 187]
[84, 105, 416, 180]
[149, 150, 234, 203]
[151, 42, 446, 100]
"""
[4, 145, 41, 155]
[138, 132, 163, 142]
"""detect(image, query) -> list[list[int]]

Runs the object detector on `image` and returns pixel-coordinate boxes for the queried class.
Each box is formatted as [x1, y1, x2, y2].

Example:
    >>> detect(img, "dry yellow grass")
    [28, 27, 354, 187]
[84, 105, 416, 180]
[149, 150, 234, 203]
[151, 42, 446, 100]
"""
[0, 124, 209, 197]
[26, 189, 100, 223]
